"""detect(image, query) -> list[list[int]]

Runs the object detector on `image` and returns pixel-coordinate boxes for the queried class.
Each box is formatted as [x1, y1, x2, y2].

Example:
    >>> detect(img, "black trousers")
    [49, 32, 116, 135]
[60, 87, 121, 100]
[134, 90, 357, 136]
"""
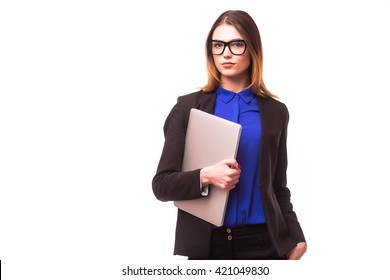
[189, 224, 286, 260]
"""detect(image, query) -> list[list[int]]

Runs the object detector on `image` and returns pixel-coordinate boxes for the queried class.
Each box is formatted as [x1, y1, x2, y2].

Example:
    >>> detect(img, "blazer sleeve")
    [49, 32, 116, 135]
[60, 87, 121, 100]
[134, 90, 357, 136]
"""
[152, 96, 205, 202]
[273, 105, 306, 243]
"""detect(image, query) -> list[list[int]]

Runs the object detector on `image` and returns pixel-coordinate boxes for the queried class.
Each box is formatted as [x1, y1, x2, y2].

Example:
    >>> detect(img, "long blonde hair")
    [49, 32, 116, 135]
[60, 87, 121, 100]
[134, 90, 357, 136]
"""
[201, 10, 277, 99]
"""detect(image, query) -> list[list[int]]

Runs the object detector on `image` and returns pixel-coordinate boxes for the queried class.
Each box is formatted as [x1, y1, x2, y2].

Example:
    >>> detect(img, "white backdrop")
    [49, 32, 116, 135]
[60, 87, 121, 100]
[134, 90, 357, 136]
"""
[1, 0, 390, 279]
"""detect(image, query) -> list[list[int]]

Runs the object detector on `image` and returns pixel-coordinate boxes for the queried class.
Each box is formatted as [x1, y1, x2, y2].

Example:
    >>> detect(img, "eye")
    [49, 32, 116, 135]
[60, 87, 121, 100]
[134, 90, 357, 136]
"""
[231, 41, 245, 48]
[212, 42, 224, 49]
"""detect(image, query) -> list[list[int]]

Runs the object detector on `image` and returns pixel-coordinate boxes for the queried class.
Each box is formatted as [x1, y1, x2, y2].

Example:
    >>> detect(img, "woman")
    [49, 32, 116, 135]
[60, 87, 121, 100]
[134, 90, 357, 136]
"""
[152, 10, 307, 260]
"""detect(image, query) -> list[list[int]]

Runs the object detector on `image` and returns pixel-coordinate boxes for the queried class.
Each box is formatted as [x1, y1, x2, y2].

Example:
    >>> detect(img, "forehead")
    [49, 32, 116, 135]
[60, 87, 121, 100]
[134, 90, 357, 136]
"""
[212, 24, 243, 41]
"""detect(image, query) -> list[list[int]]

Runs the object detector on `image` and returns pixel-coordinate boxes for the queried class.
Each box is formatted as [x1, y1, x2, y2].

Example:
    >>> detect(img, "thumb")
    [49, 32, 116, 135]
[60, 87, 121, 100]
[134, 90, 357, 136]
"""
[222, 158, 239, 169]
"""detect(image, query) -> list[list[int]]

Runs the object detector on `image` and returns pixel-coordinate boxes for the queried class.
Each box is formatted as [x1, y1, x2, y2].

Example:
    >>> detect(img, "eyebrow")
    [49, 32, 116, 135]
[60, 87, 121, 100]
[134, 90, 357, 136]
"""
[211, 38, 245, 42]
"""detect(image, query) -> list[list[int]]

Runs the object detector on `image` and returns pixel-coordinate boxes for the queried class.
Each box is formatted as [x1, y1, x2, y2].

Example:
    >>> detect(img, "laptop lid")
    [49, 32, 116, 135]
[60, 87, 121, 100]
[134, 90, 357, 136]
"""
[174, 108, 242, 226]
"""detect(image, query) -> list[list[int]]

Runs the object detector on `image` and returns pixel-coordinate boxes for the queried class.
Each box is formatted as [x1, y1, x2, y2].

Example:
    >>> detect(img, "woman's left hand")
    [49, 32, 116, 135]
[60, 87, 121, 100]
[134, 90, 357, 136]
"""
[287, 242, 307, 260]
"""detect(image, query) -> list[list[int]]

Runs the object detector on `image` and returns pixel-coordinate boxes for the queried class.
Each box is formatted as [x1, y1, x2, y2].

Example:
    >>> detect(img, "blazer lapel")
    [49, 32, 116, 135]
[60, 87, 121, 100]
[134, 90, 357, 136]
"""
[196, 91, 217, 114]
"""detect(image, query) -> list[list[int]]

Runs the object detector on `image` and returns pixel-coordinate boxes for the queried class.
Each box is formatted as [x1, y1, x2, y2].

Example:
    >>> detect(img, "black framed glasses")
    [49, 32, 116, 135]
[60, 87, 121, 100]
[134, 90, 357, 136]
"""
[211, 40, 247, 55]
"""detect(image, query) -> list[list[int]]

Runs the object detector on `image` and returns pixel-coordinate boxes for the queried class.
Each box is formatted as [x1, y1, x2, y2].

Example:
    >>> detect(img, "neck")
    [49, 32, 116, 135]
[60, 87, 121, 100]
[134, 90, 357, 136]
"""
[220, 76, 250, 93]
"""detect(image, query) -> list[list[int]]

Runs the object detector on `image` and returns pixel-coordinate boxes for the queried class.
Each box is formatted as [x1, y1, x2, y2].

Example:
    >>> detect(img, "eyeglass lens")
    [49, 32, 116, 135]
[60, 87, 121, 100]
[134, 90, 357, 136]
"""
[211, 40, 246, 55]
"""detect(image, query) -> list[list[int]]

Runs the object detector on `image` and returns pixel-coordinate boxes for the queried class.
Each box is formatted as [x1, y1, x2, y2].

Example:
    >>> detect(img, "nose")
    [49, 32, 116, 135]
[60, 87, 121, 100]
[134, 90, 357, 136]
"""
[222, 45, 233, 57]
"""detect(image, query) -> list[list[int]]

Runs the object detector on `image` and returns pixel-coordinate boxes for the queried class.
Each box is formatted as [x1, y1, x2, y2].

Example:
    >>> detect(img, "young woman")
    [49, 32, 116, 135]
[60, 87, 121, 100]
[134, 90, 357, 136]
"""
[152, 10, 307, 260]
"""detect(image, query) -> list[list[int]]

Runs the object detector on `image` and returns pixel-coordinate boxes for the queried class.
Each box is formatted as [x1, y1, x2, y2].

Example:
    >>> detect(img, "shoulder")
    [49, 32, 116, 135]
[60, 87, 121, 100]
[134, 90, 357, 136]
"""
[163, 90, 215, 134]
[258, 96, 289, 118]
[175, 89, 216, 115]
[177, 90, 214, 106]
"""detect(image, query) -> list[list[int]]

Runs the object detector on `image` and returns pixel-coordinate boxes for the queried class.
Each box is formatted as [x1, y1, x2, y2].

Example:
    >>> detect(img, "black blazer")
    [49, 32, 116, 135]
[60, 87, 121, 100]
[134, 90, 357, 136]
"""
[152, 90, 306, 259]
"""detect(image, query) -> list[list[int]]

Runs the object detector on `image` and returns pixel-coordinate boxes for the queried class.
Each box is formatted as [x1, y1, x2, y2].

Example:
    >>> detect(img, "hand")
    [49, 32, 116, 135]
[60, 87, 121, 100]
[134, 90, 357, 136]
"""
[200, 159, 241, 190]
[287, 242, 307, 260]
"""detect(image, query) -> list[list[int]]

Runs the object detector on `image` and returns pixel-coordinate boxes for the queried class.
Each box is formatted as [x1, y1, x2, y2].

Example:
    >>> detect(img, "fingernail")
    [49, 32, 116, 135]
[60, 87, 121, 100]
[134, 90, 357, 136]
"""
[237, 164, 241, 169]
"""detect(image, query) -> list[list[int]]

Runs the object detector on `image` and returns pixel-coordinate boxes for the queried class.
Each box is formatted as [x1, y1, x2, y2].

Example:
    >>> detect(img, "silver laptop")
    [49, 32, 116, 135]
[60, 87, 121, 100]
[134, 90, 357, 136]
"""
[174, 108, 242, 226]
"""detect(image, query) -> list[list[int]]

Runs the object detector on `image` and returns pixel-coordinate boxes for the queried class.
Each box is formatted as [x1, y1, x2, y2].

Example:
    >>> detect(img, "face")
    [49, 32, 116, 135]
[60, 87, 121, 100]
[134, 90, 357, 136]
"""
[211, 24, 251, 86]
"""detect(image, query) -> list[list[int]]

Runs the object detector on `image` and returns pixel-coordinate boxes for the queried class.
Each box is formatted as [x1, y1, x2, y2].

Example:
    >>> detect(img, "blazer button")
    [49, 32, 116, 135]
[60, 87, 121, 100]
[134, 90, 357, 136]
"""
[227, 235, 232, 241]
[227, 228, 231, 233]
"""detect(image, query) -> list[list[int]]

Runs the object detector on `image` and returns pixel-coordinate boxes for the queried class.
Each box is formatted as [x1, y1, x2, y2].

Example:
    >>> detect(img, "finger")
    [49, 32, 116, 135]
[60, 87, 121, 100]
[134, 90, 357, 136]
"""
[229, 178, 239, 188]
[222, 158, 238, 168]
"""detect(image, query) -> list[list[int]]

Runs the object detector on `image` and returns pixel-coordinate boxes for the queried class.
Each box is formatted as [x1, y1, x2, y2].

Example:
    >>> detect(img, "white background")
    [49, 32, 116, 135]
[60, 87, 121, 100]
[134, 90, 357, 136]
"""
[1, 0, 390, 279]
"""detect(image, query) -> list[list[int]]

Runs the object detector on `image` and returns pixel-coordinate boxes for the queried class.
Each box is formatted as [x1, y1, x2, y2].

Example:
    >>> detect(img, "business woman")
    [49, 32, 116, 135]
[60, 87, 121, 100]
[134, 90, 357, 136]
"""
[152, 10, 307, 260]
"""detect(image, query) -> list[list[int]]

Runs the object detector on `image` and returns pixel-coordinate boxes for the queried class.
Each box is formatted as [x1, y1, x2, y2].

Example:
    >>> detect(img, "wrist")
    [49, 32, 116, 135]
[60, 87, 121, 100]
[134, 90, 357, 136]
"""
[200, 167, 211, 187]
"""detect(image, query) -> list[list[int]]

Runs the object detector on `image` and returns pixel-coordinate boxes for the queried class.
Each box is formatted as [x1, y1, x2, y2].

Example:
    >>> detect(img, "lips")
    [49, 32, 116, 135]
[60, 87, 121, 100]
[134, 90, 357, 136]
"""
[221, 62, 235, 68]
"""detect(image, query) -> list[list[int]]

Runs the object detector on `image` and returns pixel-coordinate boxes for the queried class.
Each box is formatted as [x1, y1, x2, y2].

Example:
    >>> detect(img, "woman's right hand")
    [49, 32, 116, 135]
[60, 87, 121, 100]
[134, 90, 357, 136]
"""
[200, 159, 241, 190]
